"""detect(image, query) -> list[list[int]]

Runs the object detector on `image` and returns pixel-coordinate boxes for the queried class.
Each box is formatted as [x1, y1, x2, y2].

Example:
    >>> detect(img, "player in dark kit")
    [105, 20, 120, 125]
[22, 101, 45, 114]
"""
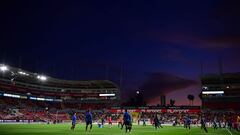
[183, 116, 187, 129]
[213, 116, 218, 130]
[200, 116, 208, 133]
[123, 109, 132, 133]
[184, 116, 191, 130]
[143, 118, 147, 126]
[101, 116, 105, 127]
[85, 110, 93, 132]
[71, 112, 77, 131]
[153, 114, 160, 130]
[227, 119, 233, 131]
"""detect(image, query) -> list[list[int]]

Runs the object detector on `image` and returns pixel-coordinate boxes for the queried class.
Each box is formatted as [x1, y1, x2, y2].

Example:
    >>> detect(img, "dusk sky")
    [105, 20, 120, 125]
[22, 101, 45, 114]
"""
[1, 0, 240, 105]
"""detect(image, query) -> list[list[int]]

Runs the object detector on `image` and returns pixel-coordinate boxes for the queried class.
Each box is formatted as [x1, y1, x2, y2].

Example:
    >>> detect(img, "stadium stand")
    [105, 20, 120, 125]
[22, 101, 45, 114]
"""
[201, 73, 240, 110]
[0, 64, 240, 132]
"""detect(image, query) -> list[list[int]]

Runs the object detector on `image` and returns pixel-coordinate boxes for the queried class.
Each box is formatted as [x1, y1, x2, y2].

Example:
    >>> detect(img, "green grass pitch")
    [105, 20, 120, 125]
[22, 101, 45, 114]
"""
[0, 124, 239, 135]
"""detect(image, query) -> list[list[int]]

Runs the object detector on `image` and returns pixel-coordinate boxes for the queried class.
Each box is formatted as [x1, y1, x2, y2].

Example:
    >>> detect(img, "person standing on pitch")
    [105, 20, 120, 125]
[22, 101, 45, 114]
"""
[185, 115, 191, 130]
[101, 115, 105, 127]
[108, 115, 113, 128]
[71, 112, 77, 131]
[118, 115, 123, 128]
[237, 116, 240, 131]
[85, 110, 93, 132]
[200, 116, 208, 133]
[143, 118, 147, 126]
[123, 109, 132, 133]
[227, 119, 233, 131]
[213, 116, 218, 130]
[153, 114, 160, 130]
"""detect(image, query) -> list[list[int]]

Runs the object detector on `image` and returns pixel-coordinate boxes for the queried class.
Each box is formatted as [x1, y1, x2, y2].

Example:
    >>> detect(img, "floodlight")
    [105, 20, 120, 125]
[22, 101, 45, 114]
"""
[18, 71, 29, 76]
[0, 65, 8, 72]
[36, 97, 45, 101]
[99, 93, 115, 97]
[3, 93, 20, 98]
[202, 91, 224, 94]
[37, 75, 47, 81]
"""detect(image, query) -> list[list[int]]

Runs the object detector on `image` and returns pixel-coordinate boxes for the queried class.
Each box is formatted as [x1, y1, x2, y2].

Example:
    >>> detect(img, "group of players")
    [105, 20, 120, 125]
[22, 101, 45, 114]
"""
[70, 110, 240, 133]
[182, 115, 208, 133]
[71, 109, 132, 133]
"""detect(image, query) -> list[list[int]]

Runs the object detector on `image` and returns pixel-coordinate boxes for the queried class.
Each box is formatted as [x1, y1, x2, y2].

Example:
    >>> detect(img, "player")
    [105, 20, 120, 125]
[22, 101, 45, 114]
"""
[183, 116, 187, 128]
[85, 110, 93, 132]
[143, 118, 147, 126]
[118, 115, 123, 128]
[97, 117, 104, 128]
[159, 116, 163, 128]
[200, 116, 208, 133]
[153, 114, 160, 130]
[173, 116, 178, 127]
[184, 115, 191, 130]
[120, 114, 125, 130]
[101, 115, 105, 127]
[123, 109, 132, 133]
[227, 119, 233, 131]
[108, 116, 112, 128]
[213, 116, 218, 130]
[237, 116, 240, 131]
[71, 112, 77, 131]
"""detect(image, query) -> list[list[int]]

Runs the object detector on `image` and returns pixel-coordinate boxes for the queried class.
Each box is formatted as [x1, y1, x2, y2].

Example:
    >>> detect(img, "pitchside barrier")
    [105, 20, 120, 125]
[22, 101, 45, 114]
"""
[0, 106, 202, 124]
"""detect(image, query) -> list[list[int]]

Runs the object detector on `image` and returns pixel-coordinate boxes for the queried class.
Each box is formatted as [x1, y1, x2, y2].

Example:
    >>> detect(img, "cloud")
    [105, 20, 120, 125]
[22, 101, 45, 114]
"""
[144, 0, 240, 51]
[147, 31, 240, 50]
[159, 47, 195, 65]
[206, 35, 240, 48]
[140, 72, 198, 100]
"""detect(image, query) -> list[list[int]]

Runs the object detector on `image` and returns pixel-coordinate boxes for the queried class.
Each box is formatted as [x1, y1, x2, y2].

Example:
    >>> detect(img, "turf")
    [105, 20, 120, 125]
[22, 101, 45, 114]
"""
[0, 124, 239, 135]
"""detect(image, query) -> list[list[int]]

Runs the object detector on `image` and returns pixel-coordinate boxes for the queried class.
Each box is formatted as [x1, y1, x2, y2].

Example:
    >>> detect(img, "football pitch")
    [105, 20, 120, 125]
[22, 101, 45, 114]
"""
[0, 124, 239, 135]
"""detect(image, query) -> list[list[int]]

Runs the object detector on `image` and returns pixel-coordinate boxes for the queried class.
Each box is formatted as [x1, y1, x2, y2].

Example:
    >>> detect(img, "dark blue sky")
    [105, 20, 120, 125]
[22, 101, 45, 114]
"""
[1, 0, 240, 105]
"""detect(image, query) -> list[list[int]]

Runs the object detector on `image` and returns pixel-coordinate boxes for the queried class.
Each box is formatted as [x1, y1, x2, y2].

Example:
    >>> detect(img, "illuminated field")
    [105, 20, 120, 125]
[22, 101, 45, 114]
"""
[0, 124, 239, 135]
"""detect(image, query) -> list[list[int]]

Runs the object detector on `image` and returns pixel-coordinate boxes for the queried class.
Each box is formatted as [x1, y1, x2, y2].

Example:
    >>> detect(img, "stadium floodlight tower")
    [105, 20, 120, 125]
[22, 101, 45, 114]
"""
[0, 64, 8, 72]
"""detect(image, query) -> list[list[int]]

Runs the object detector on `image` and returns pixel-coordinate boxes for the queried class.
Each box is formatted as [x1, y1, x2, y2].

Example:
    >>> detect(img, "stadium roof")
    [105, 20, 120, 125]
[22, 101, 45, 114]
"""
[0, 64, 118, 89]
[201, 72, 240, 79]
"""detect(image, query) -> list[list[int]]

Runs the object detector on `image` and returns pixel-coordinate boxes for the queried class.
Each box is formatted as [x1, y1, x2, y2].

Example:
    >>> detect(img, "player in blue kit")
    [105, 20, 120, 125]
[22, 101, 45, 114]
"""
[85, 110, 93, 132]
[123, 109, 132, 133]
[71, 112, 77, 131]
[184, 115, 191, 130]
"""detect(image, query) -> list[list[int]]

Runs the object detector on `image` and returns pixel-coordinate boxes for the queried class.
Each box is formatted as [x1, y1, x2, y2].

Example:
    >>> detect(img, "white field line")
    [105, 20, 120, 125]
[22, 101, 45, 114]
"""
[225, 128, 233, 135]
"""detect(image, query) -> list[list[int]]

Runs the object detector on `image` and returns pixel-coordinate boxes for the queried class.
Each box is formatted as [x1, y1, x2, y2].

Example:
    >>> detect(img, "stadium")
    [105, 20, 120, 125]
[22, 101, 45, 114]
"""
[0, 64, 240, 135]
[1, 0, 240, 135]
[0, 64, 120, 122]
[201, 73, 240, 110]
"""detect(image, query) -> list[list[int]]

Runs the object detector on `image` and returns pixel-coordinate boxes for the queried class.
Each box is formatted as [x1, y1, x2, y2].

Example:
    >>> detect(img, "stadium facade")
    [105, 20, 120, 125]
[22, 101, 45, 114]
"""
[0, 64, 120, 109]
[201, 72, 240, 110]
